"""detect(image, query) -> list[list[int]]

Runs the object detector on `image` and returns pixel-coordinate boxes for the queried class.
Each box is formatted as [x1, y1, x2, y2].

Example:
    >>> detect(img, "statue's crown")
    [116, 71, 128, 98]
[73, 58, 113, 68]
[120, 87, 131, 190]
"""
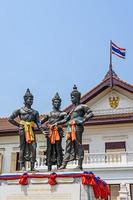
[52, 92, 61, 102]
[23, 88, 33, 101]
[71, 85, 81, 99]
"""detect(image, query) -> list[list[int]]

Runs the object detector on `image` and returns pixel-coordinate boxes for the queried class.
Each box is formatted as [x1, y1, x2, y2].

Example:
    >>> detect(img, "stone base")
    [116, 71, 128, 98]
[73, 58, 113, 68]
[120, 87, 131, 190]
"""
[0, 171, 96, 200]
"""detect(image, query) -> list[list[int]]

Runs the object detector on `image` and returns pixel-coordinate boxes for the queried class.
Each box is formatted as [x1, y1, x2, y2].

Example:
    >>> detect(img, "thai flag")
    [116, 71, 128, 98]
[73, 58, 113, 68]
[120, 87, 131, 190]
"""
[112, 42, 126, 59]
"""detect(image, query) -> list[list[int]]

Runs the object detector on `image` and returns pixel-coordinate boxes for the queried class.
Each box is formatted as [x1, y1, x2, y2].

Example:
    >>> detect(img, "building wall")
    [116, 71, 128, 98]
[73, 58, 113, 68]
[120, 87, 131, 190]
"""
[0, 134, 46, 173]
[83, 123, 133, 153]
[0, 123, 133, 173]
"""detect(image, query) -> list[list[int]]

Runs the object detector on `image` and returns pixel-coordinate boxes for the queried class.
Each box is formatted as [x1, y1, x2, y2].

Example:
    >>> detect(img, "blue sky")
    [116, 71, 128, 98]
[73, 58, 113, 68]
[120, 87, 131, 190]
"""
[0, 0, 133, 116]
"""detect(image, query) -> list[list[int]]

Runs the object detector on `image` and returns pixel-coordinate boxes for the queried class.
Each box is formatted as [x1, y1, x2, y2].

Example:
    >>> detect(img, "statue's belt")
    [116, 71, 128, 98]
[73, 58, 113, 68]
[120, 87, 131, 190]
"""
[66, 120, 77, 141]
[48, 125, 62, 144]
[19, 121, 35, 144]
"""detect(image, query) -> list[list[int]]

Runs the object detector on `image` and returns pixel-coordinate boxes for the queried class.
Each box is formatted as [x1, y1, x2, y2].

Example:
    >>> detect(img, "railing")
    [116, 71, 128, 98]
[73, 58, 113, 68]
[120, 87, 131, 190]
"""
[35, 152, 133, 170]
[85, 152, 126, 165]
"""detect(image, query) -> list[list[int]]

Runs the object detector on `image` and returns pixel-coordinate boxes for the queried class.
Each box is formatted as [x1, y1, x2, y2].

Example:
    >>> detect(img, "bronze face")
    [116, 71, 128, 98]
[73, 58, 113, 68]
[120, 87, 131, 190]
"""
[25, 96, 33, 106]
[71, 94, 80, 105]
[53, 99, 61, 110]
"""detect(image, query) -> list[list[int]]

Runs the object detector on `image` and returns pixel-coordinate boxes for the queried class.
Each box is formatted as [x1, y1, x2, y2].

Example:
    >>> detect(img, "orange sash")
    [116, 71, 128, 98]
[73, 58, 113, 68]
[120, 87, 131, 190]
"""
[49, 125, 61, 144]
[20, 121, 35, 144]
[66, 120, 77, 141]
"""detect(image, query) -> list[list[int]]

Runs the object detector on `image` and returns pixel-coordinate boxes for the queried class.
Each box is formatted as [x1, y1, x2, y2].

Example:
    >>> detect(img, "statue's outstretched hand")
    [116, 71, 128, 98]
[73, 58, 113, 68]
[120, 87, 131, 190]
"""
[18, 122, 24, 129]
[51, 122, 58, 128]
[19, 125, 24, 130]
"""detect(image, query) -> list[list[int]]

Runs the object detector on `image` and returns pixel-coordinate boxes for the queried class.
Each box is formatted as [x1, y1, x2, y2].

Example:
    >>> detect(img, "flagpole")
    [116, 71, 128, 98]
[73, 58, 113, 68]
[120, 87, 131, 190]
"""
[109, 40, 113, 88]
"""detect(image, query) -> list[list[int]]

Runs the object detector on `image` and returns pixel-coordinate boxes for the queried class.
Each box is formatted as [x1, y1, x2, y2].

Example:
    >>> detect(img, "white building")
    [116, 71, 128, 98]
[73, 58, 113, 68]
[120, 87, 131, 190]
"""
[0, 71, 133, 200]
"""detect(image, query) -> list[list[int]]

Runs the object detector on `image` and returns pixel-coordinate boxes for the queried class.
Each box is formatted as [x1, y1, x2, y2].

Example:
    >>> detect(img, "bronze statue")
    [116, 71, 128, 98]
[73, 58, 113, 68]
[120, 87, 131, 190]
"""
[41, 93, 67, 171]
[8, 89, 45, 171]
[54, 85, 93, 170]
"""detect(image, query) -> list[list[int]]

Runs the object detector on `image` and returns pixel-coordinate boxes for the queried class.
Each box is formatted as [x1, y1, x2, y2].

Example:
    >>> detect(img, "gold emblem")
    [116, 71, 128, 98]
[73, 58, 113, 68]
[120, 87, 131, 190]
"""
[109, 96, 120, 109]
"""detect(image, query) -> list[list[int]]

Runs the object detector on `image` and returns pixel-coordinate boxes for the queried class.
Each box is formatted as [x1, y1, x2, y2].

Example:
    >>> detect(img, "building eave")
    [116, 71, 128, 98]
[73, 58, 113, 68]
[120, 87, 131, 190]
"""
[85, 116, 133, 126]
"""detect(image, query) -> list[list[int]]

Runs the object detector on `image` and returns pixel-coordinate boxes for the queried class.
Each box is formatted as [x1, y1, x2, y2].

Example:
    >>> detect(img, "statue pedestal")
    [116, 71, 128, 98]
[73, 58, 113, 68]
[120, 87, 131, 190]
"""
[0, 171, 100, 200]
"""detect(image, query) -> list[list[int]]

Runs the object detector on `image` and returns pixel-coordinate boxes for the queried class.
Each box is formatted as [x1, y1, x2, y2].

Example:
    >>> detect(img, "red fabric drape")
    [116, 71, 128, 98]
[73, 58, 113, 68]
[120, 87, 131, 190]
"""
[81, 173, 95, 186]
[48, 173, 57, 185]
[19, 173, 28, 185]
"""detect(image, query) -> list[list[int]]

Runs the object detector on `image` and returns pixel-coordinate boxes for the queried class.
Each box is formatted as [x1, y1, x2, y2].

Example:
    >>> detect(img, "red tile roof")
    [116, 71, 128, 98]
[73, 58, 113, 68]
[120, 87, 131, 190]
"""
[0, 112, 133, 136]
[0, 118, 17, 133]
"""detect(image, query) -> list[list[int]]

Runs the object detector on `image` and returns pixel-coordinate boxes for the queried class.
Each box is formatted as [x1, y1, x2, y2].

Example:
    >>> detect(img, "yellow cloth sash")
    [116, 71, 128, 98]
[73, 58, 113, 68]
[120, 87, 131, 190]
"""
[20, 120, 35, 144]
[66, 120, 77, 141]
[48, 125, 61, 144]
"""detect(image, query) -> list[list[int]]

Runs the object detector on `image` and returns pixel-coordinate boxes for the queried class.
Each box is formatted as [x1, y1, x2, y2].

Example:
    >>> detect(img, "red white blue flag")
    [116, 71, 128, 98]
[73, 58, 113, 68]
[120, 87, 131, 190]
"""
[112, 42, 126, 59]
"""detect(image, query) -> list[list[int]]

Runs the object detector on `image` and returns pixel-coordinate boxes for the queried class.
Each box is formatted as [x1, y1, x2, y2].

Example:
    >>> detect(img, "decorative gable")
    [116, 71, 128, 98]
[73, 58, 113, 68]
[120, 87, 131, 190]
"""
[89, 89, 133, 116]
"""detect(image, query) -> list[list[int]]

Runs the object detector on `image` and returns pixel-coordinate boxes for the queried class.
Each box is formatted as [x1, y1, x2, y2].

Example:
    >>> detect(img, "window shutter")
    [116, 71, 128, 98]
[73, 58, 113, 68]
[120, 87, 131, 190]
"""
[105, 142, 126, 150]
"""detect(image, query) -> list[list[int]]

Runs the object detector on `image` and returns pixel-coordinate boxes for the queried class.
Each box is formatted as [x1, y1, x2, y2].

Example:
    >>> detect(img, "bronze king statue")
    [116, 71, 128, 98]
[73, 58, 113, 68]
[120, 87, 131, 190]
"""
[41, 93, 67, 171]
[8, 89, 45, 171]
[55, 85, 93, 170]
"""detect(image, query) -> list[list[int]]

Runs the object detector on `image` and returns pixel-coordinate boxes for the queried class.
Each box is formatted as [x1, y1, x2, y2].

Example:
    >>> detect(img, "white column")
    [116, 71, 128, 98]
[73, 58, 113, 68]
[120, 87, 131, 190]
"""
[121, 153, 127, 165]
[2, 146, 12, 173]
[117, 183, 130, 200]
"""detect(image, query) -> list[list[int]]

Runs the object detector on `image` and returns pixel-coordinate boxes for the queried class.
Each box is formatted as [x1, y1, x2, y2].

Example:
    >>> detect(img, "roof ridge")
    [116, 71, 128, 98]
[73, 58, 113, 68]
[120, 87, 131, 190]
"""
[114, 76, 133, 88]
[81, 78, 108, 99]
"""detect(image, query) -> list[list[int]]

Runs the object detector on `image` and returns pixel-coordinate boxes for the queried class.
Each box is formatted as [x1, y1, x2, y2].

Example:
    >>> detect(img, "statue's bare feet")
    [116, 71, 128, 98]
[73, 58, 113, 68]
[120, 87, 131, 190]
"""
[75, 165, 83, 171]
[57, 165, 61, 170]
[21, 166, 26, 171]
[30, 168, 39, 173]
[19, 166, 26, 172]
[48, 165, 52, 172]
[58, 165, 66, 170]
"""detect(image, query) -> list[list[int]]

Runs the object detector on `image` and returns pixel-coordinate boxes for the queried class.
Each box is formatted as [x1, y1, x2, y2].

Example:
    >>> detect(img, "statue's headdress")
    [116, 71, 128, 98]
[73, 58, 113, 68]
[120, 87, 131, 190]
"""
[52, 92, 62, 102]
[23, 88, 33, 101]
[71, 85, 81, 100]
